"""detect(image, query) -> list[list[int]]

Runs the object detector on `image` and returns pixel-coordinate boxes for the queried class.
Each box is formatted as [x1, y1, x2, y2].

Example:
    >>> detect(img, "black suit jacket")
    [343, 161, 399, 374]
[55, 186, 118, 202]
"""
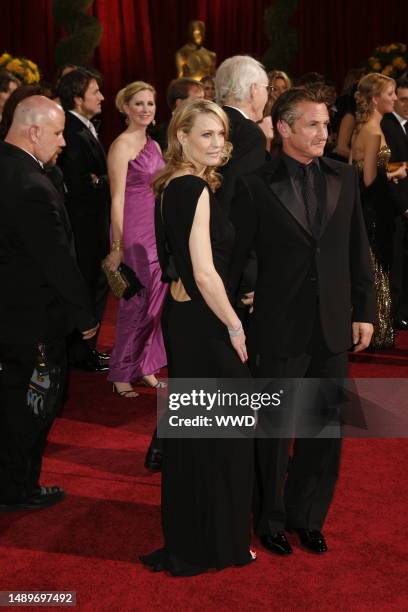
[381, 113, 408, 215]
[58, 112, 110, 217]
[0, 141, 95, 344]
[229, 156, 375, 358]
[217, 106, 266, 214]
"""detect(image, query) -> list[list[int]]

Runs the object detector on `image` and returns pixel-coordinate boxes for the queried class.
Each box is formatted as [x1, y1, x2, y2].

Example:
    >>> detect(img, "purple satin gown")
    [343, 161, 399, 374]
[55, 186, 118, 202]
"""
[108, 138, 168, 382]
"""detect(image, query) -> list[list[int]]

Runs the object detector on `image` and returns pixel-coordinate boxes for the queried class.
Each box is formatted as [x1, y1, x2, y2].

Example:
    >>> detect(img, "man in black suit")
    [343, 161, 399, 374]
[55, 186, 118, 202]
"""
[381, 78, 408, 329]
[57, 69, 110, 371]
[230, 87, 375, 555]
[215, 55, 268, 321]
[215, 55, 268, 216]
[0, 96, 98, 511]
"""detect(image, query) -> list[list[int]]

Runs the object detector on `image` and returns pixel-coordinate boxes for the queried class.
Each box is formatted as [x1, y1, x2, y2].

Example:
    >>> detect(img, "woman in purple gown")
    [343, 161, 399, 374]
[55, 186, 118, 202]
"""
[105, 81, 167, 396]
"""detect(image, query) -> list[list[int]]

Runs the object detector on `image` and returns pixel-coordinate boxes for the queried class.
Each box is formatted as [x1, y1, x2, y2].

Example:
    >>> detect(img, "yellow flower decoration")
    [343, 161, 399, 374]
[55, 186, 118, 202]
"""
[0, 52, 12, 65]
[366, 42, 408, 78]
[381, 65, 394, 76]
[393, 57, 407, 69]
[0, 51, 40, 83]
[6, 59, 24, 74]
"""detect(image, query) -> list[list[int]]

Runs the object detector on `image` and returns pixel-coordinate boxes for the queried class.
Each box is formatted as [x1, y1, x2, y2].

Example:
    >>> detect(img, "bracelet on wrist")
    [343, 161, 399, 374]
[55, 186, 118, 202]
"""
[111, 239, 123, 252]
[228, 322, 243, 337]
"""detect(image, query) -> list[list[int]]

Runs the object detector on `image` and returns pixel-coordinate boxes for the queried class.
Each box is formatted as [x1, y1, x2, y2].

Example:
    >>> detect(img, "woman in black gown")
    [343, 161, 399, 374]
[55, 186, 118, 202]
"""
[140, 99, 254, 576]
[350, 73, 407, 348]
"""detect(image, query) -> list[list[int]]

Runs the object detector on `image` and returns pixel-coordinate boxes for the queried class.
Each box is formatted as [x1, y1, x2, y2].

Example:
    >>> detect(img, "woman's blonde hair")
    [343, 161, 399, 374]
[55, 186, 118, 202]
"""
[115, 81, 155, 114]
[268, 69, 292, 90]
[355, 73, 395, 126]
[153, 99, 232, 195]
[264, 70, 292, 116]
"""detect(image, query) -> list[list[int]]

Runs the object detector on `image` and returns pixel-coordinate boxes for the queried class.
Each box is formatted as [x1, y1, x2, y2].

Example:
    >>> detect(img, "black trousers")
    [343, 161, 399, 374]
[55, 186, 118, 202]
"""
[67, 212, 109, 364]
[0, 338, 66, 503]
[391, 215, 408, 320]
[252, 315, 348, 534]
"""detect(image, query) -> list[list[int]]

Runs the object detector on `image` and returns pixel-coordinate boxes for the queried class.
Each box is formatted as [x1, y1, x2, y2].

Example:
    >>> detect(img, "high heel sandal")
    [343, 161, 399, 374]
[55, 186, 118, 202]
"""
[139, 377, 167, 389]
[112, 384, 139, 398]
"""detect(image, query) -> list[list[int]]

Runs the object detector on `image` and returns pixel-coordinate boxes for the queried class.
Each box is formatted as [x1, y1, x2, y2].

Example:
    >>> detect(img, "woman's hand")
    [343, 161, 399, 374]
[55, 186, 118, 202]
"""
[388, 163, 407, 183]
[241, 291, 254, 313]
[229, 328, 248, 363]
[105, 249, 123, 272]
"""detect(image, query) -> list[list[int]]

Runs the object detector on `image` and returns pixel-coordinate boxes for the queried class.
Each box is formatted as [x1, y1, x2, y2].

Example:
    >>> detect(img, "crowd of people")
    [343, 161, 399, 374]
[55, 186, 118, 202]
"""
[0, 53, 407, 576]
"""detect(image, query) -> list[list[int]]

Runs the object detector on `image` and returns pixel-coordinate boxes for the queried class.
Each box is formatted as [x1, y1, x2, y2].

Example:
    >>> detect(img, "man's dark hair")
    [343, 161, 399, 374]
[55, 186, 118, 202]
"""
[0, 70, 20, 93]
[271, 86, 328, 144]
[166, 77, 203, 110]
[56, 68, 101, 111]
[396, 78, 408, 91]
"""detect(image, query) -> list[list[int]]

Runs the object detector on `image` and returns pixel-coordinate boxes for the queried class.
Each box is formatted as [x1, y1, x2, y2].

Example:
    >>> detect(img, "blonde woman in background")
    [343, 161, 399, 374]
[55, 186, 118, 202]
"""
[268, 69, 292, 106]
[106, 81, 167, 396]
[351, 73, 407, 348]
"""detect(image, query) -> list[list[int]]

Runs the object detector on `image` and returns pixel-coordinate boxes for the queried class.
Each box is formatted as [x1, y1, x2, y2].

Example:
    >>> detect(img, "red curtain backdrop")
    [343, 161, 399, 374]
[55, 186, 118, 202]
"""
[1, 0, 408, 144]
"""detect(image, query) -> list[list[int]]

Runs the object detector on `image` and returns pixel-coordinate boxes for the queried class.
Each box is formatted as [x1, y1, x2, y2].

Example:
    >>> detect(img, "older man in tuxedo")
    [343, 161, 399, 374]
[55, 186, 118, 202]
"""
[230, 87, 375, 555]
[57, 69, 110, 371]
[215, 55, 268, 215]
[0, 96, 97, 511]
[381, 78, 408, 329]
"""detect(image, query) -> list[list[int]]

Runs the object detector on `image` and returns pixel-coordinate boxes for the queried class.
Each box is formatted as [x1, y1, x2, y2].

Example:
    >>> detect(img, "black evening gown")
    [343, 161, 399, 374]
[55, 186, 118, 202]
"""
[356, 145, 394, 349]
[140, 175, 254, 576]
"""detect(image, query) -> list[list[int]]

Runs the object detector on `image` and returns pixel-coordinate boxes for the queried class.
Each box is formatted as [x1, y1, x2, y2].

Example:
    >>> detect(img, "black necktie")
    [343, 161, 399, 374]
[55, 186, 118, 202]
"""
[403, 121, 408, 136]
[300, 164, 321, 237]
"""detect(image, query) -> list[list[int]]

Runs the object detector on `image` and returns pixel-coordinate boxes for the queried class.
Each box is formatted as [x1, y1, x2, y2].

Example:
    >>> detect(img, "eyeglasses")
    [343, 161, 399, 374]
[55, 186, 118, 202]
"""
[259, 84, 274, 92]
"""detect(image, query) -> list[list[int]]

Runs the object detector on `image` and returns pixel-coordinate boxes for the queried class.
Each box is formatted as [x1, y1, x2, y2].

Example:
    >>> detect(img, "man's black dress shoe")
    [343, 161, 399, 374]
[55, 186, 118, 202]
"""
[74, 359, 109, 372]
[260, 532, 293, 555]
[144, 447, 163, 472]
[0, 486, 65, 512]
[393, 318, 408, 330]
[92, 350, 111, 361]
[291, 528, 328, 553]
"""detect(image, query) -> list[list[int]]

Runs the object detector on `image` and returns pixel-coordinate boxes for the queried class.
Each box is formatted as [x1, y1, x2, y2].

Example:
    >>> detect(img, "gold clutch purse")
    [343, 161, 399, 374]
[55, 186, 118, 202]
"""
[101, 260, 144, 300]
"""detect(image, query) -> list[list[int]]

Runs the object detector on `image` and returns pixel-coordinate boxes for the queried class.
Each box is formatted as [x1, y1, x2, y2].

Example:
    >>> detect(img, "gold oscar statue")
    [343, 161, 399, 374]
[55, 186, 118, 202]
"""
[175, 20, 216, 80]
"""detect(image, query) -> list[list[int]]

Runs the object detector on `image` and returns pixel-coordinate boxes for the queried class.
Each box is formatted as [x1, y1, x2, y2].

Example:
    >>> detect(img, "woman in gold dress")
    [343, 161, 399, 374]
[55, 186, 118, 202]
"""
[351, 73, 407, 348]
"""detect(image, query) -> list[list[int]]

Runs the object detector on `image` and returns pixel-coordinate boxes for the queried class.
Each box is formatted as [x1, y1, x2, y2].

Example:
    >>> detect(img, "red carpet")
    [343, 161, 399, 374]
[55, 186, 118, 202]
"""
[1, 296, 407, 611]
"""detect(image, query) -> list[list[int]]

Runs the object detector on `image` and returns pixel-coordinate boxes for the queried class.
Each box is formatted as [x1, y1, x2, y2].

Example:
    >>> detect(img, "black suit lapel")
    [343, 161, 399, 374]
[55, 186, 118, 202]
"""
[67, 112, 106, 165]
[266, 159, 312, 236]
[81, 127, 106, 164]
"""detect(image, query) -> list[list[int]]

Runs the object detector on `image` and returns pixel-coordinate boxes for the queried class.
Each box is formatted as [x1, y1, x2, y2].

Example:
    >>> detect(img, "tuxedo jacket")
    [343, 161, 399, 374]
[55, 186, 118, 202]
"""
[58, 112, 110, 218]
[229, 156, 376, 358]
[381, 113, 408, 215]
[0, 141, 95, 344]
[217, 106, 267, 214]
